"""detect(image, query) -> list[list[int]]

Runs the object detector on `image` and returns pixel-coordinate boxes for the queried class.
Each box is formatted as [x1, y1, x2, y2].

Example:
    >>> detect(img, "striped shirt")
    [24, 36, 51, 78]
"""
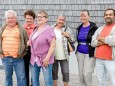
[2, 25, 20, 58]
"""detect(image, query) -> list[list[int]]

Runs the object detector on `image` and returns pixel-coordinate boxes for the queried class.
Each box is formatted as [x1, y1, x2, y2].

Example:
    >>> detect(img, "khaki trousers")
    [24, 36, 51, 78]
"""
[76, 52, 95, 86]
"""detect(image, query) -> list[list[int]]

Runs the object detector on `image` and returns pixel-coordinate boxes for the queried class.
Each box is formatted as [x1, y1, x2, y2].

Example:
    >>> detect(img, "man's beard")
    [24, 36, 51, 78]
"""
[105, 18, 114, 25]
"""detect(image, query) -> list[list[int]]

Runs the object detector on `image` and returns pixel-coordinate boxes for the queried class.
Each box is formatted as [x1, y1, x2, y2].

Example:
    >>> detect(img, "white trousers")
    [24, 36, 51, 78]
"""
[76, 52, 95, 86]
[96, 58, 115, 86]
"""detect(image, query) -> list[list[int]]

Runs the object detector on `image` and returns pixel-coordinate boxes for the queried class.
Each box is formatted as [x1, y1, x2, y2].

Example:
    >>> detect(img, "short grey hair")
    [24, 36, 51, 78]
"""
[58, 14, 66, 19]
[5, 10, 17, 18]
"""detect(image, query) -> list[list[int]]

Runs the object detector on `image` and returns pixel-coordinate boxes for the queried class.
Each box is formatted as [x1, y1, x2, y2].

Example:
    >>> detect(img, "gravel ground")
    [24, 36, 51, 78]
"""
[0, 70, 110, 86]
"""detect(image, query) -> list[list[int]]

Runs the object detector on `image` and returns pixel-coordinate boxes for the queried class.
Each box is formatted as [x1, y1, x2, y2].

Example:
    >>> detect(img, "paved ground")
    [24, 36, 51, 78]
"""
[0, 43, 111, 86]
[0, 52, 80, 86]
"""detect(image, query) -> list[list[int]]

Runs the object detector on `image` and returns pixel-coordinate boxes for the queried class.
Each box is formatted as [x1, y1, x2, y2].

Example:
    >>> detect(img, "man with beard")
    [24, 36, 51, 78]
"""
[91, 8, 115, 86]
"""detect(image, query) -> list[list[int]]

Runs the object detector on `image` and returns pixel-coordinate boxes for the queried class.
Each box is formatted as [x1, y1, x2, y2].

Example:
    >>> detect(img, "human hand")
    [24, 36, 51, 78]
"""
[0, 54, 4, 58]
[27, 40, 30, 46]
[97, 37, 105, 43]
[97, 41, 105, 46]
[97, 37, 105, 40]
[62, 32, 70, 38]
[43, 58, 49, 67]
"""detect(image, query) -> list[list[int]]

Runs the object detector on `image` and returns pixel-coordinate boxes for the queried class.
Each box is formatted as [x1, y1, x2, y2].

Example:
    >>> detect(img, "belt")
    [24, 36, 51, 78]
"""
[79, 42, 91, 45]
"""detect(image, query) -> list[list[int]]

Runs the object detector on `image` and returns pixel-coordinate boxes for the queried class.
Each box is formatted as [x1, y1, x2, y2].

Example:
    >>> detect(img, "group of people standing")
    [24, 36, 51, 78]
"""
[0, 8, 115, 86]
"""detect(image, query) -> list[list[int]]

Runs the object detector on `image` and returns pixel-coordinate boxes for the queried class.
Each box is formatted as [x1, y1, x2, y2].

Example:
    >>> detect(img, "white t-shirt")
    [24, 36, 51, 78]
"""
[54, 28, 66, 60]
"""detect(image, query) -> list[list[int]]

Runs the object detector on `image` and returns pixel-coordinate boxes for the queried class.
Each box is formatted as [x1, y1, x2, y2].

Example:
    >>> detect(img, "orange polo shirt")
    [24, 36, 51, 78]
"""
[23, 24, 36, 37]
[2, 25, 20, 58]
[95, 23, 115, 60]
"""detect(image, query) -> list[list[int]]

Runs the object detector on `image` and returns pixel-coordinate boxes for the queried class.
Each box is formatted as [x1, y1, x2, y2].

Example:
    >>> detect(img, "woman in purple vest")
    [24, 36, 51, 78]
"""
[75, 9, 98, 86]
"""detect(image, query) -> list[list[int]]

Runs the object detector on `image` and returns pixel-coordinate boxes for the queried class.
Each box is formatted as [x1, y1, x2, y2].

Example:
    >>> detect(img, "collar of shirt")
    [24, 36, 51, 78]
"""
[23, 24, 36, 30]
[6, 25, 18, 30]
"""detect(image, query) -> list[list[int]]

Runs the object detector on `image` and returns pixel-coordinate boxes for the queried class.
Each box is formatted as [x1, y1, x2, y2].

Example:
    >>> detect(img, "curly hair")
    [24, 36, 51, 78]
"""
[24, 10, 36, 19]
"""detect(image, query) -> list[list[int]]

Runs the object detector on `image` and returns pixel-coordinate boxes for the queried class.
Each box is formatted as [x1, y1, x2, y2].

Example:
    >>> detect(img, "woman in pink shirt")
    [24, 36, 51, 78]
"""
[29, 10, 56, 86]
[23, 10, 36, 86]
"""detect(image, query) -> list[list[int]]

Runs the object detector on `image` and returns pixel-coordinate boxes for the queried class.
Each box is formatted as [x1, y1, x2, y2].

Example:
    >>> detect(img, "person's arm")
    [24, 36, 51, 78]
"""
[43, 38, 56, 67]
[21, 26, 29, 56]
[91, 26, 104, 47]
[24, 29, 29, 44]
[96, 36, 105, 46]
[0, 55, 4, 58]
[105, 28, 115, 46]
[62, 27, 75, 43]
[97, 40, 105, 46]
[91, 29, 100, 47]
[27, 40, 30, 46]
[97, 25, 115, 47]
[0, 26, 5, 58]
[62, 32, 70, 38]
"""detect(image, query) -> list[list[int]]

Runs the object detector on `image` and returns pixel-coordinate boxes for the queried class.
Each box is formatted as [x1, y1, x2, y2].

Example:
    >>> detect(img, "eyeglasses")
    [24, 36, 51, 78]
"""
[37, 16, 46, 18]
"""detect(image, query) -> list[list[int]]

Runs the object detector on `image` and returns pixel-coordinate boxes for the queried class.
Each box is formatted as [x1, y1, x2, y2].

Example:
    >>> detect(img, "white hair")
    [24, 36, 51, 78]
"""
[5, 10, 17, 18]
[58, 14, 66, 20]
[58, 14, 66, 19]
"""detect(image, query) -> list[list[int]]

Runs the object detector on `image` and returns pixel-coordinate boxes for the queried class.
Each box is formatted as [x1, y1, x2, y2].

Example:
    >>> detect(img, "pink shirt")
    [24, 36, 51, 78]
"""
[30, 25, 55, 66]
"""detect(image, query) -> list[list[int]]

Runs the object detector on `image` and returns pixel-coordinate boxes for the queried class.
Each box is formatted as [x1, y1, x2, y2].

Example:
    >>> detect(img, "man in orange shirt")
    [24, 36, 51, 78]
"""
[91, 8, 115, 86]
[0, 10, 28, 86]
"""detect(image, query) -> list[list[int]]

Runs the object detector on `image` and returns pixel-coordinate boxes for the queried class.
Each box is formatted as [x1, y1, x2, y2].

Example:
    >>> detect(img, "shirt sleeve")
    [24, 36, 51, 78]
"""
[46, 27, 56, 44]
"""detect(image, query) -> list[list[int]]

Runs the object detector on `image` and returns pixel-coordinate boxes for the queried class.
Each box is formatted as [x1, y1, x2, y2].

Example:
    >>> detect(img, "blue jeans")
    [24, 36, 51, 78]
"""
[2, 56, 26, 86]
[30, 63, 53, 86]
